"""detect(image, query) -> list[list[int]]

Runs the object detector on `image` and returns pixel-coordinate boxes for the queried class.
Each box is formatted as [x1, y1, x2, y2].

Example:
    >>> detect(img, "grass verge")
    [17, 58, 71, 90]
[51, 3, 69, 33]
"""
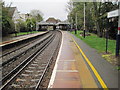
[71, 30, 119, 68]
[13, 31, 40, 36]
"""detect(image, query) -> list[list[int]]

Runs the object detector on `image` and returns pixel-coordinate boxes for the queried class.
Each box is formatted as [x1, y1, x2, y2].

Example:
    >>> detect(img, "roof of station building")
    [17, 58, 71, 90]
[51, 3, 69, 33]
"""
[38, 21, 56, 25]
[57, 21, 70, 25]
[38, 20, 70, 26]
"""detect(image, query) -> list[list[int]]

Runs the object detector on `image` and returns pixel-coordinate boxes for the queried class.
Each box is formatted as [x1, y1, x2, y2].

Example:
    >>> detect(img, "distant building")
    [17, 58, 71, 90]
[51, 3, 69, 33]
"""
[37, 20, 56, 31]
[7, 7, 20, 22]
[46, 17, 58, 24]
[56, 19, 61, 23]
[37, 19, 70, 31]
[19, 14, 27, 21]
[57, 20, 70, 30]
[7, 7, 20, 32]
[7, 7, 32, 22]
[20, 14, 32, 21]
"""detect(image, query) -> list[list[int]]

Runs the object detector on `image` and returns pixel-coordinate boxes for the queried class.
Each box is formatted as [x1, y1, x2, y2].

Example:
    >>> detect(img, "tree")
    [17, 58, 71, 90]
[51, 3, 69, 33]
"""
[30, 9, 43, 22]
[93, 1, 102, 37]
[0, 1, 2, 34]
[67, 0, 118, 39]
[98, 2, 118, 39]
[26, 18, 35, 32]
[66, 0, 73, 13]
[30, 17, 36, 30]
[29, 9, 43, 31]
[17, 19, 27, 32]
[2, 1, 15, 36]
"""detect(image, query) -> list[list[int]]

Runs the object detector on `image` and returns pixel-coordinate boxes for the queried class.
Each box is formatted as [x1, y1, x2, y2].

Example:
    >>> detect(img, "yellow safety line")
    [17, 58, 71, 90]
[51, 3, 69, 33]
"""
[71, 36, 108, 90]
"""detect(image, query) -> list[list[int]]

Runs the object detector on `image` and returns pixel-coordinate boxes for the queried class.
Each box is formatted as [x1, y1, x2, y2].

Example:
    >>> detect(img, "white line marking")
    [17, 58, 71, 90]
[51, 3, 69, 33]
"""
[57, 70, 78, 72]
[48, 31, 63, 88]
[59, 60, 76, 62]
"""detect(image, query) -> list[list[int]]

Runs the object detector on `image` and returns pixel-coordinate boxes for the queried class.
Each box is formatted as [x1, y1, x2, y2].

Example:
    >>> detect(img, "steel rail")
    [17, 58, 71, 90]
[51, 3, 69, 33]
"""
[35, 31, 62, 90]
[1, 33, 53, 67]
[0, 33, 56, 90]
[1, 34, 55, 84]
[0, 31, 49, 58]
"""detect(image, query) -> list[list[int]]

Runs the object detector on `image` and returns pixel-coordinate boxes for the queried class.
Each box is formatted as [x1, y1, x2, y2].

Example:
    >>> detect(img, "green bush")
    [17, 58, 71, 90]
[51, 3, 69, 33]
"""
[2, 4, 15, 36]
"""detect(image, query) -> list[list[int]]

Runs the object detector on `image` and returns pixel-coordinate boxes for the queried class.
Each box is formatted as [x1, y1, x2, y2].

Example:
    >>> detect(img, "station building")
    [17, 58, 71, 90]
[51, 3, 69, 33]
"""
[36, 17, 70, 31]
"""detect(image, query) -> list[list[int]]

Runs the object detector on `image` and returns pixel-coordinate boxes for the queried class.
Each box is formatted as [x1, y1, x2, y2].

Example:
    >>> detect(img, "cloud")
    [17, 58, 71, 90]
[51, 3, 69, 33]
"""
[4, 0, 69, 3]
[4, 0, 69, 21]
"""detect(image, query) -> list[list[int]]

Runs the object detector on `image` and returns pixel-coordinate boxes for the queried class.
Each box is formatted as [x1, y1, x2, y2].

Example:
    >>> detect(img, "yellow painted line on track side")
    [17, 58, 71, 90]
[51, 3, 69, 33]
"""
[71, 36, 108, 90]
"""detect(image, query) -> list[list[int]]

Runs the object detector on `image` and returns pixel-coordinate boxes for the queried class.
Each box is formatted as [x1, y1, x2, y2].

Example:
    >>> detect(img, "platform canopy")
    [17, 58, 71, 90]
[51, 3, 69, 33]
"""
[57, 21, 70, 25]
[38, 21, 56, 26]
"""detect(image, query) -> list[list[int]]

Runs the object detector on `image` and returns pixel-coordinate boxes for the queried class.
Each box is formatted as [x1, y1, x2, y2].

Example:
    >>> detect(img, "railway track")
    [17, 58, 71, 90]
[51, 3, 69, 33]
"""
[1, 32, 51, 66]
[1, 31, 54, 84]
[1, 32, 53, 67]
[1, 31, 49, 57]
[0, 30, 62, 89]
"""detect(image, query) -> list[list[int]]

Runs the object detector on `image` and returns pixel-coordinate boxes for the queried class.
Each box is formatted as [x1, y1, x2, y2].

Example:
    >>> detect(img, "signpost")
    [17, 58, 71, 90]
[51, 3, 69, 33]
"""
[107, 9, 119, 18]
[116, 5, 120, 57]
[107, 6, 120, 57]
[106, 19, 109, 53]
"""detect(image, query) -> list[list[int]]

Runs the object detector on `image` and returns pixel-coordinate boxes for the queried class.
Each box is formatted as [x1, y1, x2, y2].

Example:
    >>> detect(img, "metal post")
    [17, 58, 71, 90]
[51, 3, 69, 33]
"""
[106, 19, 109, 53]
[83, 3, 86, 38]
[75, 13, 77, 34]
[118, 2, 120, 35]
[116, 3, 120, 57]
[106, 30, 108, 53]
[71, 17, 73, 32]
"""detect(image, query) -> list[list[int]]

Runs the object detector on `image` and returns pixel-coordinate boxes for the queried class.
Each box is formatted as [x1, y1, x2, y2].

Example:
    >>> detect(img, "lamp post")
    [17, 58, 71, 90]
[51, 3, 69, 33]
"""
[116, 2, 120, 57]
[75, 13, 78, 34]
[83, 3, 86, 38]
[71, 17, 73, 32]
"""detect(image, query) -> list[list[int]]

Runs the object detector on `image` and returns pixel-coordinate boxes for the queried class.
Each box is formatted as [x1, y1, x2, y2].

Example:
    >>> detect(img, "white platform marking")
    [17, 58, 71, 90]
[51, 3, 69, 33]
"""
[48, 31, 63, 88]
[57, 70, 78, 72]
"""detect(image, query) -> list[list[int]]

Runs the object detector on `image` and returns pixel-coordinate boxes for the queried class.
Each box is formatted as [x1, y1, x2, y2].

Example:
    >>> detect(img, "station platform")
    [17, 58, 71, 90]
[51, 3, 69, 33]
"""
[48, 31, 98, 88]
[0, 31, 48, 47]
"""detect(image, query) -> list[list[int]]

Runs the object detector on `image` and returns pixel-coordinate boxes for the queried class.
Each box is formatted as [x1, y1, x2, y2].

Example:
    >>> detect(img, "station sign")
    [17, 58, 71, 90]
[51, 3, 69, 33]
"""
[118, 27, 120, 31]
[107, 9, 120, 18]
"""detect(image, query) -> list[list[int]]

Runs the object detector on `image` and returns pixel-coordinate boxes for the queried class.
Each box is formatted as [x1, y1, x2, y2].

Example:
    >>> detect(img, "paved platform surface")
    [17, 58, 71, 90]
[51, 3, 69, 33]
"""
[48, 31, 98, 88]
[0, 31, 47, 47]
[48, 31, 118, 89]
[71, 32, 118, 88]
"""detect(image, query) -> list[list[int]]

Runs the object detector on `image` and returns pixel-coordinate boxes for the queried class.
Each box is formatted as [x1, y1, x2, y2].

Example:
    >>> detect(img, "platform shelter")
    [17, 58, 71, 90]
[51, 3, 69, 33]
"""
[57, 21, 70, 30]
[37, 21, 56, 31]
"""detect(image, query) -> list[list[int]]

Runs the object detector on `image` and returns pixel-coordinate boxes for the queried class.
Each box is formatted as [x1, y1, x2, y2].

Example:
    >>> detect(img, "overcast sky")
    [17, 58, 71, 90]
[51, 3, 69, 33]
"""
[4, 0, 69, 21]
